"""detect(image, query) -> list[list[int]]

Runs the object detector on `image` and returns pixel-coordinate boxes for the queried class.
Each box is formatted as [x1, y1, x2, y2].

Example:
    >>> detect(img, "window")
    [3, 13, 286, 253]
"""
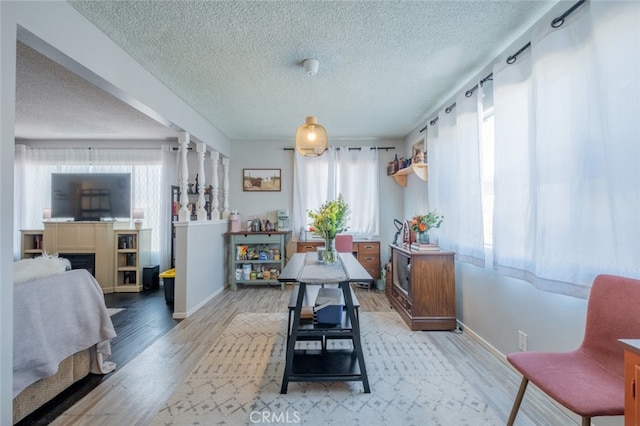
[292, 147, 379, 239]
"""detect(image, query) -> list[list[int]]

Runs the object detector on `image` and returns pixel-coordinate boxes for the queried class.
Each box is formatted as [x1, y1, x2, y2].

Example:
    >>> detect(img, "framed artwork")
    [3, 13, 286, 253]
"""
[242, 168, 282, 192]
[411, 136, 426, 163]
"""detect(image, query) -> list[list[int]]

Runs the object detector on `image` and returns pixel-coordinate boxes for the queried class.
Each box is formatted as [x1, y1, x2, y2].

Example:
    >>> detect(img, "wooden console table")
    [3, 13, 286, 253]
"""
[388, 244, 456, 330]
[278, 253, 372, 394]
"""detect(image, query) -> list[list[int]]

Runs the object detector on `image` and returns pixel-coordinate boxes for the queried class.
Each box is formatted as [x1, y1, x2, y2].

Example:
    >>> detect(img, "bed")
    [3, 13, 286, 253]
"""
[12, 258, 117, 424]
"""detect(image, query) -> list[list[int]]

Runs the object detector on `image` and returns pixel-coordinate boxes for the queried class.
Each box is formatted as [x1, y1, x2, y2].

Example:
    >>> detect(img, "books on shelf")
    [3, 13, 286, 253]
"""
[410, 243, 440, 251]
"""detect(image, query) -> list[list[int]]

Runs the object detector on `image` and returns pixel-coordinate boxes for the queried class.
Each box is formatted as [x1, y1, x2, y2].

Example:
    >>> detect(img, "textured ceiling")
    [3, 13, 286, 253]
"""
[16, 1, 559, 141]
[15, 42, 178, 141]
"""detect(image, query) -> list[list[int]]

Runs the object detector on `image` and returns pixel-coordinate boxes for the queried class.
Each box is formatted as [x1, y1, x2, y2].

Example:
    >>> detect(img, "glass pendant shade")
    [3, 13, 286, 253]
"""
[295, 116, 327, 157]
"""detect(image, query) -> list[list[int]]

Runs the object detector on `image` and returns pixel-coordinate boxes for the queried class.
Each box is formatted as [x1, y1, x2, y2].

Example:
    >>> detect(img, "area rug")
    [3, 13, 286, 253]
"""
[106, 307, 124, 316]
[151, 312, 503, 425]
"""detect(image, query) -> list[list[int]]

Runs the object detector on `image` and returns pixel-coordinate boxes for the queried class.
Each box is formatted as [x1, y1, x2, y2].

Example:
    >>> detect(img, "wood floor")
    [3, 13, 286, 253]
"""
[24, 284, 575, 425]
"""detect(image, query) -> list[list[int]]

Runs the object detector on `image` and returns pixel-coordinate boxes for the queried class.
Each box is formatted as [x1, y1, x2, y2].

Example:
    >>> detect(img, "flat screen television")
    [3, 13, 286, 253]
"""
[51, 173, 132, 221]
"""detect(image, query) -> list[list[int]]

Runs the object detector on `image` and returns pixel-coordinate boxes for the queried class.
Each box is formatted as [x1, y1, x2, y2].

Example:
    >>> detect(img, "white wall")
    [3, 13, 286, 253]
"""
[173, 221, 226, 319]
[229, 139, 404, 265]
[0, 4, 17, 422]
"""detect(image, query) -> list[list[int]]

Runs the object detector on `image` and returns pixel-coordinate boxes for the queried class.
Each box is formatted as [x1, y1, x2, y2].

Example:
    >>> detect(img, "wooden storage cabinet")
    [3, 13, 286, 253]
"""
[296, 240, 380, 279]
[388, 244, 456, 330]
[356, 242, 380, 279]
[227, 231, 289, 290]
[20, 229, 45, 259]
[620, 339, 640, 426]
[114, 229, 151, 292]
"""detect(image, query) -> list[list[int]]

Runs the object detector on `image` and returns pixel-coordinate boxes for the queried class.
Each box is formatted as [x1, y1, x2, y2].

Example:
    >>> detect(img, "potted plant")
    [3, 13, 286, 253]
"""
[410, 210, 443, 245]
[307, 194, 350, 264]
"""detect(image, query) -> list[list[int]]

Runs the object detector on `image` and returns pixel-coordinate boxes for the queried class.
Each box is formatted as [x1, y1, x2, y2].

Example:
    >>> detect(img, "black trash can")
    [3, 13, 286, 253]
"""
[142, 265, 160, 290]
[159, 269, 175, 304]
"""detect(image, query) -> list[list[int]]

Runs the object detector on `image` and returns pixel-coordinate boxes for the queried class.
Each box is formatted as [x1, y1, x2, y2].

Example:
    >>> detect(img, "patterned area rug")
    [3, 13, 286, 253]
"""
[151, 312, 502, 425]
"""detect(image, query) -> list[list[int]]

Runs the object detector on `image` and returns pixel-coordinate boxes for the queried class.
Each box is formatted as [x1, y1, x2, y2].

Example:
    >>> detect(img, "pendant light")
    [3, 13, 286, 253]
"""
[296, 58, 327, 157]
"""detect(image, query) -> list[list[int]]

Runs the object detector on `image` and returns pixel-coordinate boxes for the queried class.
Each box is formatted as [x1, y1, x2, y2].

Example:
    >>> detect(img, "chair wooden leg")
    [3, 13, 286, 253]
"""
[581, 417, 591, 426]
[507, 377, 529, 426]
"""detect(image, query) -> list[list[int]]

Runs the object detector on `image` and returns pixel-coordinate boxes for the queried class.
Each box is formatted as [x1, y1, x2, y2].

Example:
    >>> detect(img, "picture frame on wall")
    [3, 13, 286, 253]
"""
[242, 168, 282, 192]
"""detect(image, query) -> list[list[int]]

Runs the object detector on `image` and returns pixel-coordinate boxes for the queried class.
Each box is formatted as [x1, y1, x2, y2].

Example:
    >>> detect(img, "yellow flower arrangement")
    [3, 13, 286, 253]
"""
[307, 194, 351, 241]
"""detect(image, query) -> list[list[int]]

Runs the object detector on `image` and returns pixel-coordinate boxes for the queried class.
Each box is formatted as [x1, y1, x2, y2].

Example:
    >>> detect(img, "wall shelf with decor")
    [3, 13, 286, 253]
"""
[390, 163, 428, 187]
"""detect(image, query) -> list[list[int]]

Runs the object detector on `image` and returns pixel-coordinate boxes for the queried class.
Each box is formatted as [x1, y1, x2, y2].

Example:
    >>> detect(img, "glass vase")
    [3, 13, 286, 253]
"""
[323, 238, 337, 264]
[417, 232, 430, 245]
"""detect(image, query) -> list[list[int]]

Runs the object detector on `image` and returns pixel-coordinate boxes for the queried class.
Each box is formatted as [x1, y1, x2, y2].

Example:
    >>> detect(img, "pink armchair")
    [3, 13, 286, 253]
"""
[507, 274, 640, 426]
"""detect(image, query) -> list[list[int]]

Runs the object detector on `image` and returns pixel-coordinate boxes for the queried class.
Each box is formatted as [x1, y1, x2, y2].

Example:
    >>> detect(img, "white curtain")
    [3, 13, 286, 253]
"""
[14, 145, 172, 268]
[428, 90, 485, 266]
[292, 146, 379, 239]
[292, 148, 334, 238]
[492, 1, 640, 297]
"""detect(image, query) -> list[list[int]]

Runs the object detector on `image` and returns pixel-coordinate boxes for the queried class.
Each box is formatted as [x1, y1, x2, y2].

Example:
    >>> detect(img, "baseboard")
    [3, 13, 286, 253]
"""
[172, 286, 224, 319]
[457, 320, 581, 424]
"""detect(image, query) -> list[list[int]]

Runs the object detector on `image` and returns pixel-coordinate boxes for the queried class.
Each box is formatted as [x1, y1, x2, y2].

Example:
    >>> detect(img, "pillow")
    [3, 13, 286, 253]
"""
[13, 253, 71, 285]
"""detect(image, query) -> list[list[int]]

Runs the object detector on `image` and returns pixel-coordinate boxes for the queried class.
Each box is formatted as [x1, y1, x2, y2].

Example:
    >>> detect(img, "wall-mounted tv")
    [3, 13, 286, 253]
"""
[51, 173, 132, 221]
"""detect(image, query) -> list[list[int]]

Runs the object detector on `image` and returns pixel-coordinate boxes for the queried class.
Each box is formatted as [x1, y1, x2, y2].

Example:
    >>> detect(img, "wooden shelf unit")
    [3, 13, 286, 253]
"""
[114, 229, 151, 292]
[390, 163, 428, 187]
[20, 229, 45, 259]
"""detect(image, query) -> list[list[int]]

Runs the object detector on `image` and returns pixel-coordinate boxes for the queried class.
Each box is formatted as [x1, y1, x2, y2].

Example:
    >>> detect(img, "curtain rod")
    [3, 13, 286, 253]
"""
[423, 71, 493, 131]
[507, 0, 587, 64]
[284, 146, 395, 151]
[445, 102, 456, 114]
[506, 41, 531, 64]
[552, 0, 587, 28]
[420, 0, 587, 131]
[465, 72, 494, 97]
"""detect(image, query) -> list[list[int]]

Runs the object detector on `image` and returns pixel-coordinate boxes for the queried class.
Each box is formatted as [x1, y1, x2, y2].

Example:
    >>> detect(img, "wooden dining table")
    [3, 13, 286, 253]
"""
[277, 252, 373, 393]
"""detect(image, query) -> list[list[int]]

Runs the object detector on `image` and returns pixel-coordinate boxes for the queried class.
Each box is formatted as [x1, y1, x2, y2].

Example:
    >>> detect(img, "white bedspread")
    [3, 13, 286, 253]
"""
[13, 269, 117, 397]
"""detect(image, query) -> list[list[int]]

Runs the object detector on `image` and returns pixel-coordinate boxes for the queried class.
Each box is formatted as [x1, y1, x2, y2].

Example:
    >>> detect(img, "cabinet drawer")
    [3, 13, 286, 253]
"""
[391, 285, 411, 313]
[234, 234, 280, 244]
[297, 242, 323, 252]
[357, 242, 380, 255]
[359, 256, 380, 278]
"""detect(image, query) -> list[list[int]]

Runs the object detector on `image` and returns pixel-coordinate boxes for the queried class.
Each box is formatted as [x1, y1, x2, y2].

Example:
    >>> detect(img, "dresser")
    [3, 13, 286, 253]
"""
[296, 240, 380, 279]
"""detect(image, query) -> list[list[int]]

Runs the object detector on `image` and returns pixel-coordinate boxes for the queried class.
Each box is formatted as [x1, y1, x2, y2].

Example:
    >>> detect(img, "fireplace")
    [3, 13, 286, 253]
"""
[60, 253, 96, 277]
